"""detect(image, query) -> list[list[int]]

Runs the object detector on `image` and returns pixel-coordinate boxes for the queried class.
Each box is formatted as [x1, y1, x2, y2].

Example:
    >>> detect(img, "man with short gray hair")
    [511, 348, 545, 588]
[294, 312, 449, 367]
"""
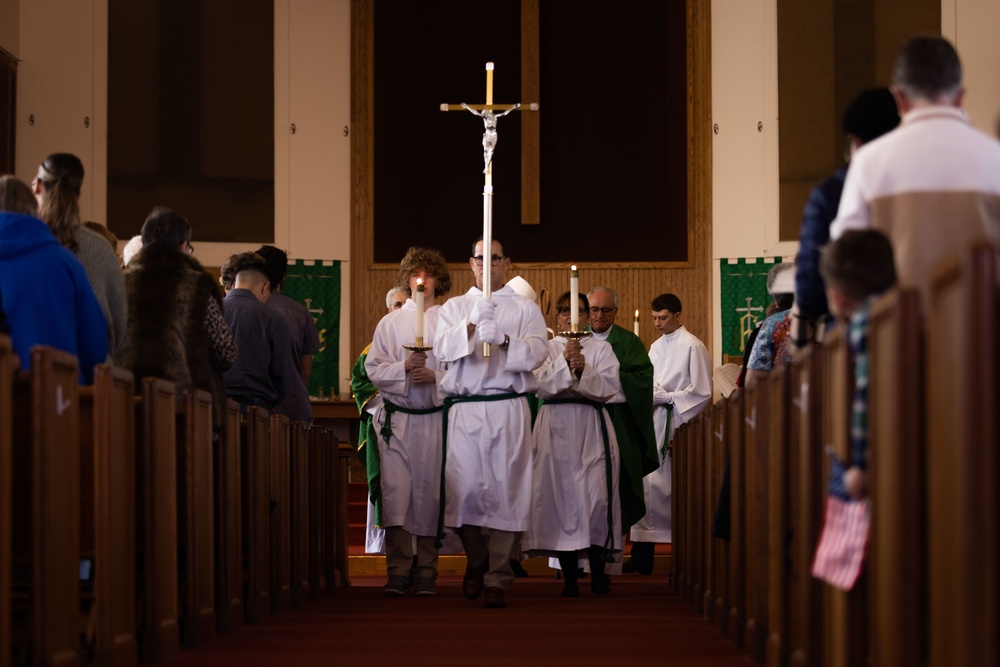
[831, 35, 1000, 307]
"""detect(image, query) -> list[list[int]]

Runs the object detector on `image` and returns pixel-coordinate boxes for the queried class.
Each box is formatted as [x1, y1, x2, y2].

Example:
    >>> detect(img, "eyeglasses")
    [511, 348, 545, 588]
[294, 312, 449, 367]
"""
[185, 242, 194, 254]
[472, 254, 505, 266]
[556, 307, 588, 315]
[589, 307, 617, 315]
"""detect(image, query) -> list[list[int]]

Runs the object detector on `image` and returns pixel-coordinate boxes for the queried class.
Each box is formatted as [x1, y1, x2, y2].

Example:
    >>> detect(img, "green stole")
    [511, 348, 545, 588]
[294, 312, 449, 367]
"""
[350, 345, 383, 525]
[602, 324, 658, 529]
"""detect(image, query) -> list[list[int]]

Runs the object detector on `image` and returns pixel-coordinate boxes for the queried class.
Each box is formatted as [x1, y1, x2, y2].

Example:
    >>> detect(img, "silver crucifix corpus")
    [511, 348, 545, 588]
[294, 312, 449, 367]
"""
[461, 102, 520, 174]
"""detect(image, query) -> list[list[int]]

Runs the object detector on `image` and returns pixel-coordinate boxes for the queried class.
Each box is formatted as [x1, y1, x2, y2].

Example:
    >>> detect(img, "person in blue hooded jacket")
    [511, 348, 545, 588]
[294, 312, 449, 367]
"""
[0, 175, 107, 384]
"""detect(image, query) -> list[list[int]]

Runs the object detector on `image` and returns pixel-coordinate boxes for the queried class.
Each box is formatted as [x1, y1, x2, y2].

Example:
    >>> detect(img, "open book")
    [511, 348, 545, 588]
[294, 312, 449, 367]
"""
[714, 363, 741, 398]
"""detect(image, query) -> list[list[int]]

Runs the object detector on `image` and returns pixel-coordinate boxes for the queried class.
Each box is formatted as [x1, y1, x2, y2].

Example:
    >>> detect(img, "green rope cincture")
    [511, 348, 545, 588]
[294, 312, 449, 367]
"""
[659, 404, 674, 460]
[543, 397, 616, 563]
[379, 398, 443, 447]
[436, 392, 532, 548]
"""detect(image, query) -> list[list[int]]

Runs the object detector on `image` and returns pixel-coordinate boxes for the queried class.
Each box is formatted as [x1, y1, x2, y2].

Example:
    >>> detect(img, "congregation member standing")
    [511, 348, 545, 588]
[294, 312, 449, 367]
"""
[222, 251, 293, 413]
[625, 293, 712, 574]
[32, 153, 127, 360]
[434, 238, 548, 609]
[831, 35, 1000, 307]
[256, 245, 321, 425]
[524, 290, 622, 597]
[791, 87, 899, 350]
[366, 248, 452, 596]
[585, 287, 658, 535]
[121, 207, 236, 433]
[0, 175, 107, 383]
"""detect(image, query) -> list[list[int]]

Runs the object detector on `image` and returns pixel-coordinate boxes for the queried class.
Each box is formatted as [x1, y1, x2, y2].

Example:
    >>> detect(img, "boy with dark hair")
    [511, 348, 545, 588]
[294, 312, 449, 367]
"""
[256, 245, 321, 425]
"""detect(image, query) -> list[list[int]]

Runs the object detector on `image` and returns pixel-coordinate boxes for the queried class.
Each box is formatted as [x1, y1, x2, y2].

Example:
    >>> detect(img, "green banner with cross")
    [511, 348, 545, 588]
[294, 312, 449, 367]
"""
[280, 259, 341, 400]
[719, 258, 783, 362]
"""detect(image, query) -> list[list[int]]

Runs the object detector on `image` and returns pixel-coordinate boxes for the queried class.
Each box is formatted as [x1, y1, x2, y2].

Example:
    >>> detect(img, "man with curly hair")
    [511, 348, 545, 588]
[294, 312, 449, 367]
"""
[365, 247, 453, 596]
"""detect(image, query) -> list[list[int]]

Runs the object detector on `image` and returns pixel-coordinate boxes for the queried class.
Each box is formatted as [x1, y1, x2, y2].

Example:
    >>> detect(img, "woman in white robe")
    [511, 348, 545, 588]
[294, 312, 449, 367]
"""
[524, 292, 622, 597]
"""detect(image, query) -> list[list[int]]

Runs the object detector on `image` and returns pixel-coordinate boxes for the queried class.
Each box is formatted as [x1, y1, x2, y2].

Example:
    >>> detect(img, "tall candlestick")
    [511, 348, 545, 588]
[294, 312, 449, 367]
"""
[415, 279, 425, 345]
[570, 265, 579, 331]
[633, 309, 640, 336]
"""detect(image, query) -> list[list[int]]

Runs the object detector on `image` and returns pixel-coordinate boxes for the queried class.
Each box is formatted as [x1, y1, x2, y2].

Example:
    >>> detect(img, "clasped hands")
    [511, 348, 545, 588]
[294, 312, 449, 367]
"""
[563, 339, 585, 376]
[404, 351, 435, 383]
[469, 298, 506, 346]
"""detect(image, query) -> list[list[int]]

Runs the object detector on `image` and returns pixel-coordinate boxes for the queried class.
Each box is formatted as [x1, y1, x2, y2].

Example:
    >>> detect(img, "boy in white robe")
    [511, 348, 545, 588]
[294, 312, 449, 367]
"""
[625, 293, 712, 573]
[366, 248, 451, 596]
[524, 291, 623, 597]
[433, 238, 549, 608]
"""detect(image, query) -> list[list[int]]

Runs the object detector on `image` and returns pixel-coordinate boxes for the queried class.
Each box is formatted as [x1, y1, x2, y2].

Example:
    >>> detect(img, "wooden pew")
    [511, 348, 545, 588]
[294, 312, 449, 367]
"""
[322, 428, 339, 592]
[176, 389, 216, 645]
[867, 287, 924, 667]
[334, 440, 353, 588]
[135, 378, 180, 664]
[925, 244, 998, 667]
[765, 367, 791, 667]
[214, 400, 243, 635]
[743, 379, 770, 663]
[0, 336, 13, 664]
[711, 401, 729, 636]
[79, 365, 138, 667]
[672, 420, 687, 598]
[698, 411, 712, 620]
[269, 414, 292, 614]
[10, 347, 83, 667]
[726, 389, 746, 648]
[818, 327, 866, 667]
[308, 425, 327, 599]
[289, 422, 311, 608]
[241, 407, 271, 622]
[788, 348, 824, 667]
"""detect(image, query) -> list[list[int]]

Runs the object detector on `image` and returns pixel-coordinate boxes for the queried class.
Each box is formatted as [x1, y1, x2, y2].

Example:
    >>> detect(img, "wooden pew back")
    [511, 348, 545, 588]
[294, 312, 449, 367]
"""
[0, 336, 12, 664]
[215, 399, 243, 634]
[135, 378, 180, 664]
[10, 347, 82, 667]
[84, 365, 138, 667]
[241, 407, 271, 622]
[270, 414, 292, 614]
[289, 422, 311, 608]
[925, 244, 998, 666]
[176, 389, 216, 646]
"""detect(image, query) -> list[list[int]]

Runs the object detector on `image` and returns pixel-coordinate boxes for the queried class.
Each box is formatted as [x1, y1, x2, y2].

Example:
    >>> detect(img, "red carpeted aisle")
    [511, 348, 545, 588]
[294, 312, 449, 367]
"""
[171, 573, 748, 666]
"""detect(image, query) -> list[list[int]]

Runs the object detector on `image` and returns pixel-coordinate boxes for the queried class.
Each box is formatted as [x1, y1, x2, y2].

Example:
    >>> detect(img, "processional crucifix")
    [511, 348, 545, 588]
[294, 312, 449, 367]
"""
[441, 62, 539, 356]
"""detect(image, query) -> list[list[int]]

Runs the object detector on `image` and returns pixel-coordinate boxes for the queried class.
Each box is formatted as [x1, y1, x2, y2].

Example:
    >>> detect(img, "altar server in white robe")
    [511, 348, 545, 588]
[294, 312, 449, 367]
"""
[524, 291, 622, 598]
[434, 238, 549, 609]
[366, 247, 452, 597]
[625, 293, 712, 574]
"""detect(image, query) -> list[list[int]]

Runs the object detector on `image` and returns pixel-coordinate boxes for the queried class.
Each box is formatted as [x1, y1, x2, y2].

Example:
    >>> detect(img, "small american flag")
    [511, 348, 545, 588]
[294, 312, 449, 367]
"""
[810, 450, 870, 590]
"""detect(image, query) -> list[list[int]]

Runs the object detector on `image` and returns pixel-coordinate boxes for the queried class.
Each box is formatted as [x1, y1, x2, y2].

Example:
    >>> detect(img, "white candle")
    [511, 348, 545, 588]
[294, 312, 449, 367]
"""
[570, 265, 579, 331]
[633, 309, 640, 336]
[415, 279, 425, 344]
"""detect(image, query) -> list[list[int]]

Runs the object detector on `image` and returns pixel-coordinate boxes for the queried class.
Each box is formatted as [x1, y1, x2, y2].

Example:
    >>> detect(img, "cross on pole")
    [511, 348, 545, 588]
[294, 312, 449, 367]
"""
[441, 61, 539, 357]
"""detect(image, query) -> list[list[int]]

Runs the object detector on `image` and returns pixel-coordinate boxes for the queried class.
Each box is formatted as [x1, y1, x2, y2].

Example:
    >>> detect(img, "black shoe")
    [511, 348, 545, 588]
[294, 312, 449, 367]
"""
[622, 558, 653, 575]
[561, 581, 580, 598]
[590, 573, 611, 595]
[484, 586, 506, 608]
[510, 559, 529, 578]
[463, 560, 488, 600]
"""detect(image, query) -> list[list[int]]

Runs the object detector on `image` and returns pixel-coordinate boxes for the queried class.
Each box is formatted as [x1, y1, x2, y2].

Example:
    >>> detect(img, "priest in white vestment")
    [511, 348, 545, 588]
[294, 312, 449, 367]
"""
[626, 293, 712, 574]
[524, 291, 622, 597]
[433, 238, 549, 609]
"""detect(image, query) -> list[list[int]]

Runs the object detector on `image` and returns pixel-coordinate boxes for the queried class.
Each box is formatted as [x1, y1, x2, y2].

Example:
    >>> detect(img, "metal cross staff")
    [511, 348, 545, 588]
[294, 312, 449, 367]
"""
[441, 61, 539, 356]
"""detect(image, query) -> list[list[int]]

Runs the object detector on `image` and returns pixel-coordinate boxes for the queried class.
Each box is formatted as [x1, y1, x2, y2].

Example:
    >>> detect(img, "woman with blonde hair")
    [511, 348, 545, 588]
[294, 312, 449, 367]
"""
[33, 153, 126, 360]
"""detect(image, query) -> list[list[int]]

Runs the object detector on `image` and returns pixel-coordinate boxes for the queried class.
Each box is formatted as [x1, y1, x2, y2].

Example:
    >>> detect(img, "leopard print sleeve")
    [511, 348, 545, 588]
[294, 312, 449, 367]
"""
[205, 296, 238, 371]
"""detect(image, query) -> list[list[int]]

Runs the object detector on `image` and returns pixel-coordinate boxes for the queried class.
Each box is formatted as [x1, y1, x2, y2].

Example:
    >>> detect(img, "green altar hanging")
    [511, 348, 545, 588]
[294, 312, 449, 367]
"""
[281, 259, 342, 399]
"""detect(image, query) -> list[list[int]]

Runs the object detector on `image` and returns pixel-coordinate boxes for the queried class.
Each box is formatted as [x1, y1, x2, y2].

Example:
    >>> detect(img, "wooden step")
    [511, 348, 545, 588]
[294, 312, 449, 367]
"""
[347, 553, 674, 578]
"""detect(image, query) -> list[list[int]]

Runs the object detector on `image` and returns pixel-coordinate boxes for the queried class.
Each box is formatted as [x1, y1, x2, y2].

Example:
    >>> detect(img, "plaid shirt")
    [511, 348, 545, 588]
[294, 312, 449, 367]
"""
[848, 298, 875, 470]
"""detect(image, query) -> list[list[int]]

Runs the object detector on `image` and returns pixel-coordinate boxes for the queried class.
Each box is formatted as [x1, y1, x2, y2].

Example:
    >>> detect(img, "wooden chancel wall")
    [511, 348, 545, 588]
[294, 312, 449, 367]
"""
[351, 0, 713, 358]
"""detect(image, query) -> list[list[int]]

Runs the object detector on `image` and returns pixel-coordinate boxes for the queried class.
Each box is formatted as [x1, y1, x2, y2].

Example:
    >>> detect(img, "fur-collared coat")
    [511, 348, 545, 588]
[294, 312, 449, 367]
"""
[121, 244, 229, 431]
